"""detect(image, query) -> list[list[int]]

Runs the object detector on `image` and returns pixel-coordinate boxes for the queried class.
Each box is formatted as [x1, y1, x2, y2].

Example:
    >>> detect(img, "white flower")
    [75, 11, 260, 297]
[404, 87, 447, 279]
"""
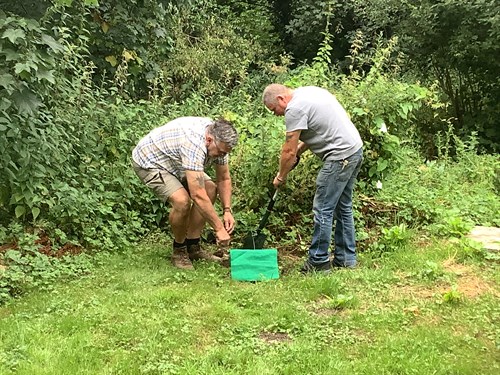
[380, 122, 388, 133]
[376, 180, 383, 189]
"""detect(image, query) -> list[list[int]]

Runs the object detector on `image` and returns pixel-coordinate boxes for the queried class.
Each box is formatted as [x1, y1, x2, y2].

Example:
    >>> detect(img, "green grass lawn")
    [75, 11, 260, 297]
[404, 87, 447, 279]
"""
[1, 236, 498, 375]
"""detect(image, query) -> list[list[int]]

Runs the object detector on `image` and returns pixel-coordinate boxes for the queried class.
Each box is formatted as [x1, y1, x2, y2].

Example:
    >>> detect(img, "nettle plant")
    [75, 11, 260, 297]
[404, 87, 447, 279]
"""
[336, 37, 444, 190]
[0, 11, 65, 220]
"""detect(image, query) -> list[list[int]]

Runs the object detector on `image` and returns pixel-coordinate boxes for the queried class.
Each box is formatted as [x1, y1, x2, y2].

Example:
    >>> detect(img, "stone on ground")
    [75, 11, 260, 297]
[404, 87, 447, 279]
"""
[467, 226, 500, 251]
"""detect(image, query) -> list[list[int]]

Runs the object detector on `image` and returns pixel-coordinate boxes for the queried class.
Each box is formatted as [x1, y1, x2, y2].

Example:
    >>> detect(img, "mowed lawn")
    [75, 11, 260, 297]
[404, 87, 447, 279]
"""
[1, 236, 499, 375]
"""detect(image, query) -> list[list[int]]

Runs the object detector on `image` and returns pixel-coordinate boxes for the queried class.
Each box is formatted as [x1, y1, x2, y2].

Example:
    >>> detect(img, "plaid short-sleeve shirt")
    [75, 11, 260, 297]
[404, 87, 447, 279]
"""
[132, 117, 227, 180]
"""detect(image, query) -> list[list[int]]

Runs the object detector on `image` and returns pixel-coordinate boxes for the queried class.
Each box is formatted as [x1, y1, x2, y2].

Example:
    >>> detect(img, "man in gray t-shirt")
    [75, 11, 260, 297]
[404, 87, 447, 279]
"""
[263, 84, 364, 273]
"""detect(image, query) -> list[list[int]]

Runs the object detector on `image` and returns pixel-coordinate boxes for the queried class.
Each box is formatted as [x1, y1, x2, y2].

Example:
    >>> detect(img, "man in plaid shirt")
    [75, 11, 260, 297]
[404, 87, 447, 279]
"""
[132, 117, 238, 269]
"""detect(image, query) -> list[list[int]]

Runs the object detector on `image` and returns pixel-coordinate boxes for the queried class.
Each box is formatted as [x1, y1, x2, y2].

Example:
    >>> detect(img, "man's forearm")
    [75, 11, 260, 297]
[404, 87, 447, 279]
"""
[278, 151, 297, 179]
[217, 179, 232, 211]
[191, 192, 225, 231]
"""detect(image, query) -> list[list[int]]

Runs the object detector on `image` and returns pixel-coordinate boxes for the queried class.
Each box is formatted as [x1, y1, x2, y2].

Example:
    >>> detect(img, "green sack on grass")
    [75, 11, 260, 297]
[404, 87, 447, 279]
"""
[230, 249, 279, 281]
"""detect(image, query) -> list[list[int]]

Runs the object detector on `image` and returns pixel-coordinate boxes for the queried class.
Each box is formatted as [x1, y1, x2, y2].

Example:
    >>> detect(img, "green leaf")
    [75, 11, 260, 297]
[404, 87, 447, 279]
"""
[41, 34, 64, 53]
[1, 28, 25, 44]
[368, 165, 377, 177]
[377, 159, 388, 172]
[36, 68, 55, 84]
[351, 107, 367, 116]
[32, 207, 40, 220]
[0, 73, 15, 91]
[373, 117, 385, 126]
[25, 19, 40, 31]
[15, 205, 26, 218]
[0, 112, 11, 122]
[2, 48, 20, 62]
[399, 103, 412, 119]
[105, 55, 118, 67]
[14, 62, 32, 75]
[11, 89, 42, 116]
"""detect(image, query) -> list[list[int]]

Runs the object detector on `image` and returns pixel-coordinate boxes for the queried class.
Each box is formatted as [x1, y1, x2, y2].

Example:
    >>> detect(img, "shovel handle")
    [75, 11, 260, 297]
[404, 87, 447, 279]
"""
[271, 189, 278, 204]
[256, 189, 279, 233]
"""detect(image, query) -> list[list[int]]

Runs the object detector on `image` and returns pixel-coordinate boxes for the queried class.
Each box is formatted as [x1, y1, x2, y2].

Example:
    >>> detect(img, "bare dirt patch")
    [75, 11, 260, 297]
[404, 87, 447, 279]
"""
[441, 258, 498, 298]
[395, 259, 498, 301]
[0, 231, 84, 259]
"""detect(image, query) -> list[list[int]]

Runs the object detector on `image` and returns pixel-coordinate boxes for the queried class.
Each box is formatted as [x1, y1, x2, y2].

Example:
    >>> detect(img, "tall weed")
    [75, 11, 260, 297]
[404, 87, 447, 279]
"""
[375, 145, 499, 232]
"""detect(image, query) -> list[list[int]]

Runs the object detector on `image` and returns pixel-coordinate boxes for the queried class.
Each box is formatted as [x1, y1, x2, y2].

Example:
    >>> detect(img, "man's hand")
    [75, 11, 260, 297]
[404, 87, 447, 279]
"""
[274, 153, 301, 188]
[223, 211, 235, 234]
[273, 174, 285, 188]
[215, 228, 231, 246]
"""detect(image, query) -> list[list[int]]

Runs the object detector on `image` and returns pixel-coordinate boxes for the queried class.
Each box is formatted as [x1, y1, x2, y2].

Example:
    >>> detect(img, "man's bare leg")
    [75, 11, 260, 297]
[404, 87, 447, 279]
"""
[167, 188, 194, 269]
[168, 188, 191, 243]
[185, 181, 221, 262]
[186, 180, 217, 239]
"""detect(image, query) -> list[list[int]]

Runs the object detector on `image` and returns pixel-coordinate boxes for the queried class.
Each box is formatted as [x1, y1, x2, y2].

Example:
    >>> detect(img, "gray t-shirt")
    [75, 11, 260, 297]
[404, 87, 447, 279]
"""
[285, 86, 362, 161]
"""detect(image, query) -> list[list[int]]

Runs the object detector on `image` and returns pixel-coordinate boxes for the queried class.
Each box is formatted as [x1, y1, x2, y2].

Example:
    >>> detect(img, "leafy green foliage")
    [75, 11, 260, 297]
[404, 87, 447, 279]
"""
[417, 261, 445, 282]
[347, 0, 500, 153]
[283, 0, 350, 63]
[272, 0, 500, 153]
[375, 144, 499, 231]
[322, 293, 355, 310]
[453, 238, 491, 263]
[397, 0, 500, 152]
[156, 0, 281, 101]
[0, 223, 93, 303]
[442, 287, 462, 304]
[0, 2, 498, 307]
[0, 10, 167, 249]
[0, 11, 65, 222]
[31, 0, 186, 98]
[372, 224, 412, 253]
[428, 215, 474, 238]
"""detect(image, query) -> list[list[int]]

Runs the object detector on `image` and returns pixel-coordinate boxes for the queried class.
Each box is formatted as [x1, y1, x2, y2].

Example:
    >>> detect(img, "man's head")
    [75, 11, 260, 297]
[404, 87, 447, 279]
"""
[262, 84, 294, 116]
[206, 118, 238, 157]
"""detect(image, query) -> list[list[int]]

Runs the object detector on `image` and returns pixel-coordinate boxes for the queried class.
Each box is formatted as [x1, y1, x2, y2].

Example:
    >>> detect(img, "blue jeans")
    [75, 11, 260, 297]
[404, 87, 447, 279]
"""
[308, 148, 363, 267]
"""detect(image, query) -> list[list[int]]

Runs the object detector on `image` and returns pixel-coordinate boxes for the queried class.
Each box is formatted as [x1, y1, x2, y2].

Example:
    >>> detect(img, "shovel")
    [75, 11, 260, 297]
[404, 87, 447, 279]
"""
[240, 156, 301, 249]
[242, 189, 279, 249]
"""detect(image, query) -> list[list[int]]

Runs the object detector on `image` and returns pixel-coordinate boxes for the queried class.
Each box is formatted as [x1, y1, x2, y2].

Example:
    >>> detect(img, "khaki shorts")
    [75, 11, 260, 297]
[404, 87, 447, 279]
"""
[132, 160, 211, 202]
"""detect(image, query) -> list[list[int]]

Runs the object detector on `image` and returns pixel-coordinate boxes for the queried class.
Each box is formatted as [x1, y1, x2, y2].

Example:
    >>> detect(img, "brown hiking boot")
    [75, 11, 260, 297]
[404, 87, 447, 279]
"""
[188, 243, 223, 263]
[171, 246, 194, 270]
[213, 247, 230, 267]
[220, 254, 230, 268]
[213, 248, 228, 258]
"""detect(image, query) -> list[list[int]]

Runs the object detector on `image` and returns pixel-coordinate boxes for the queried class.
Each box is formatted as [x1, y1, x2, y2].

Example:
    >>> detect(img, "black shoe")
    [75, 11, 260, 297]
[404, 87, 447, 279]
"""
[331, 260, 357, 269]
[300, 260, 331, 274]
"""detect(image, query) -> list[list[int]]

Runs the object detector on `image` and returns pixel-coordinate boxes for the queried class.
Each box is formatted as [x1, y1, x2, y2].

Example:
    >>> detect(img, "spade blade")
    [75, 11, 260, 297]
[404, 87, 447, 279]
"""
[242, 232, 267, 249]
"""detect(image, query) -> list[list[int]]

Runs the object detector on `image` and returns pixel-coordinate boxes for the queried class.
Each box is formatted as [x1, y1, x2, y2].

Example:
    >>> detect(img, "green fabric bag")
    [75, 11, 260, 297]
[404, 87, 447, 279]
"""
[230, 249, 279, 281]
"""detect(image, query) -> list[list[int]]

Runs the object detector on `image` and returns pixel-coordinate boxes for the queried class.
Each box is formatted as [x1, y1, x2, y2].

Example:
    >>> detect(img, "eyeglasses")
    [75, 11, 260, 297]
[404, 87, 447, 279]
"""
[214, 139, 229, 157]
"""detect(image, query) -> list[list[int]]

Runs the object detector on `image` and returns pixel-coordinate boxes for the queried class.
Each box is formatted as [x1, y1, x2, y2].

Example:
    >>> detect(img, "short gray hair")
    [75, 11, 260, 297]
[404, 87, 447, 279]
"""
[208, 118, 238, 148]
[262, 84, 291, 106]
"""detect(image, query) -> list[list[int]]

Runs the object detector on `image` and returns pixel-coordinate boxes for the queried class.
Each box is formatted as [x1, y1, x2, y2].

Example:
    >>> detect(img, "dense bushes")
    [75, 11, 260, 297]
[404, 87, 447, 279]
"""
[0, 3, 498, 303]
